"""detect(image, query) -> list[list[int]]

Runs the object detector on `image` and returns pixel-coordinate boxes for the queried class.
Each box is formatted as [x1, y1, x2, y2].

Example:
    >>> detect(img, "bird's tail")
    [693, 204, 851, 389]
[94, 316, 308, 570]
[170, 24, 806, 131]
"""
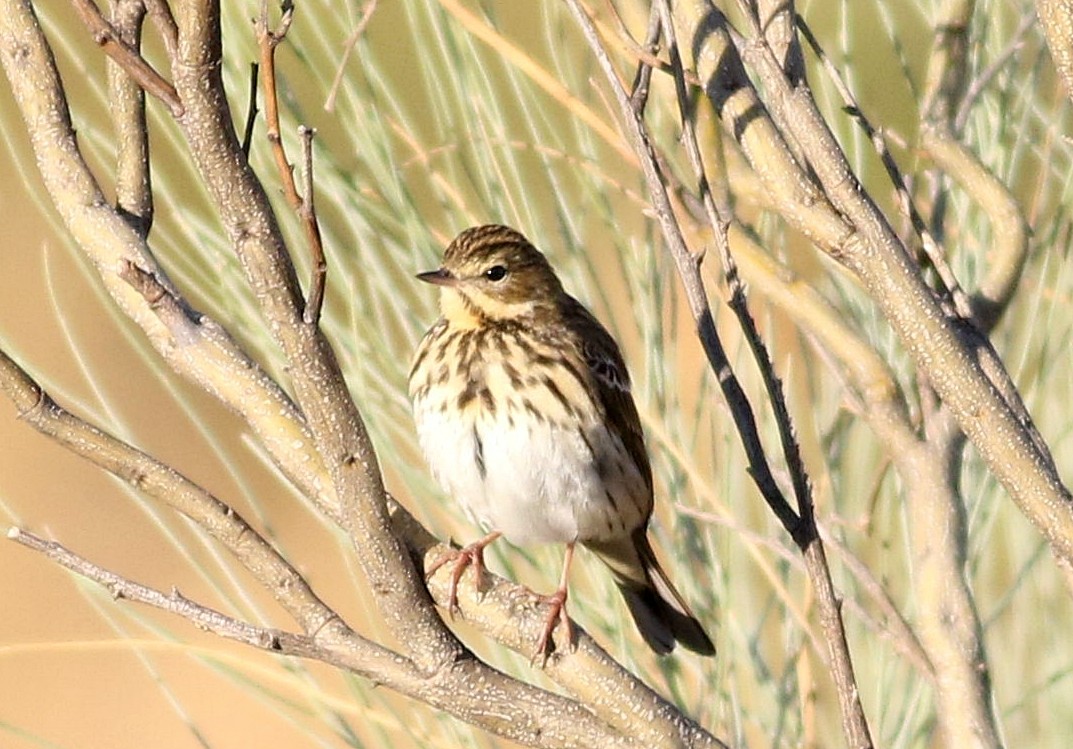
[588, 530, 715, 656]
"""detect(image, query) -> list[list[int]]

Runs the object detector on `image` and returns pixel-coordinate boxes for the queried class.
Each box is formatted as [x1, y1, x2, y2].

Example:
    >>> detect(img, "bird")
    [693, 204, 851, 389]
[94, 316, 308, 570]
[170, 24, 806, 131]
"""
[408, 224, 715, 661]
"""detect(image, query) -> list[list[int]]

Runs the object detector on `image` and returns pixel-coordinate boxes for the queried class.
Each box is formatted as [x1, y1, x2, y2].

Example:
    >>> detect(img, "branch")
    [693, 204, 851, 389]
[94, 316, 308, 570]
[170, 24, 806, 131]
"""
[684, 0, 1073, 567]
[9, 528, 306, 649]
[107, 0, 153, 237]
[256, 0, 327, 324]
[0, 347, 341, 635]
[402, 514, 726, 749]
[563, 2, 872, 744]
[0, 0, 336, 520]
[70, 0, 183, 116]
[2, 339, 698, 747]
[6, 528, 644, 749]
[166, 0, 454, 670]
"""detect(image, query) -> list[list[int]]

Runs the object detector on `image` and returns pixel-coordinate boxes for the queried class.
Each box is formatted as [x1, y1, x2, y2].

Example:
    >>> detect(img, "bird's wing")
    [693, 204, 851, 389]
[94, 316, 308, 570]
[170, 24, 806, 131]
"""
[568, 299, 654, 493]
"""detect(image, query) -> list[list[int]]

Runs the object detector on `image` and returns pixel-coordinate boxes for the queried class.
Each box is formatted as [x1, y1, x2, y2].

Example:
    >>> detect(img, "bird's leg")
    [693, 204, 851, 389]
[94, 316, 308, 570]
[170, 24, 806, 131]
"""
[426, 530, 503, 616]
[532, 541, 576, 666]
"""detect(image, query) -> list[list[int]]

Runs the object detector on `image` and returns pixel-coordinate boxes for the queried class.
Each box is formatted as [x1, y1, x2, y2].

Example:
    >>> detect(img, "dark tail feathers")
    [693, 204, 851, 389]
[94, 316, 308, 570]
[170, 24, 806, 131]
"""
[593, 531, 715, 656]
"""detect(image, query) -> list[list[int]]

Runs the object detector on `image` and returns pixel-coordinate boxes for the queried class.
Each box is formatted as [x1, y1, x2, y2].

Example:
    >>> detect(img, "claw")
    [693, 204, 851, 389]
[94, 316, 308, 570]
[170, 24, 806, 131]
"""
[531, 586, 575, 666]
[531, 541, 577, 667]
[426, 531, 502, 617]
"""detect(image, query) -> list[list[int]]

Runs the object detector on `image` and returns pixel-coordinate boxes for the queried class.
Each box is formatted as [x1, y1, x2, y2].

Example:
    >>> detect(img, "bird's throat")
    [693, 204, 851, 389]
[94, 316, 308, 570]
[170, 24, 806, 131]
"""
[440, 287, 536, 327]
[439, 288, 485, 329]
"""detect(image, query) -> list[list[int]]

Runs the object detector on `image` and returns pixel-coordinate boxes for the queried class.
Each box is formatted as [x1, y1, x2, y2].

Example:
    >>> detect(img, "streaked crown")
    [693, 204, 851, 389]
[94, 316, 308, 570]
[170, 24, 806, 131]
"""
[418, 225, 564, 323]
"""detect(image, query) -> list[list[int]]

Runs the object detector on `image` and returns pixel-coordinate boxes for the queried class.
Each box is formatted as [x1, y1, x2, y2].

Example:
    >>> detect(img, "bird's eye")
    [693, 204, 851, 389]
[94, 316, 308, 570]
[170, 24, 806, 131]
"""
[484, 265, 508, 282]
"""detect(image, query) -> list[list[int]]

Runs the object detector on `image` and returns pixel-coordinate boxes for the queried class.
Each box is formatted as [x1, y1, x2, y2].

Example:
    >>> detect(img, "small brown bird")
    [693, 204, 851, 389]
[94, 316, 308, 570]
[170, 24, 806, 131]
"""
[409, 225, 714, 659]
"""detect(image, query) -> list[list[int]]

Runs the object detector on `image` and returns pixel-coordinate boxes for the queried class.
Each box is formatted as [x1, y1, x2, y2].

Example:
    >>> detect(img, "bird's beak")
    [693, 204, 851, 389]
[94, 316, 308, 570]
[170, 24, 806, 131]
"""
[416, 268, 458, 287]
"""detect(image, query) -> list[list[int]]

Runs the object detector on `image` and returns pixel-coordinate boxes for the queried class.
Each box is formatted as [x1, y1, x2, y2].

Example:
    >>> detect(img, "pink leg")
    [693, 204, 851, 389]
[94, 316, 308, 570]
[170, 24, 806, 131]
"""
[532, 541, 576, 666]
[426, 531, 503, 616]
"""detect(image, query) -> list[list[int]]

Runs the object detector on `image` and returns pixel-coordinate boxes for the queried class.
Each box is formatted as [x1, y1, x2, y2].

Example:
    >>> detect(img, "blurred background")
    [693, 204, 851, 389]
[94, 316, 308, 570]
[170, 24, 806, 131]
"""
[1, 1, 1071, 747]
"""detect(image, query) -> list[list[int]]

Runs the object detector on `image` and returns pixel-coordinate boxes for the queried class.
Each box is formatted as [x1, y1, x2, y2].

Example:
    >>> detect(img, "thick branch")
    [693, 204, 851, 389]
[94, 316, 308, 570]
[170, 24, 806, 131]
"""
[683, 0, 1073, 565]
[0, 0, 335, 517]
[166, 0, 455, 670]
[1037, 0, 1073, 104]
[400, 512, 726, 749]
[6, 528, 643, 749]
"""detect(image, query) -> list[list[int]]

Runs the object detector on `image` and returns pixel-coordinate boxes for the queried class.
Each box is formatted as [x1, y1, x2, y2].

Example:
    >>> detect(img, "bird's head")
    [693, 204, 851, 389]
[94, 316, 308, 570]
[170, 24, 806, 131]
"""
[418, 225, 564, 326]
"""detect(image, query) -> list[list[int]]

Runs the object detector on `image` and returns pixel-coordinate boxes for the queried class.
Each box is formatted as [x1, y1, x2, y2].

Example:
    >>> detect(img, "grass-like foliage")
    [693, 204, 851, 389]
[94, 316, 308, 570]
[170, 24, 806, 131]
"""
[0, 1, 1071, 747]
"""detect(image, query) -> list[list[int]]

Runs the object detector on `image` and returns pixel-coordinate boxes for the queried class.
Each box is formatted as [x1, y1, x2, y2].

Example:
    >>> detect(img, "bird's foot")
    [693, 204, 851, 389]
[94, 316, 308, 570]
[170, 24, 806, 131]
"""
[531, 586, 574, 667]
[426, 531, 502, 618]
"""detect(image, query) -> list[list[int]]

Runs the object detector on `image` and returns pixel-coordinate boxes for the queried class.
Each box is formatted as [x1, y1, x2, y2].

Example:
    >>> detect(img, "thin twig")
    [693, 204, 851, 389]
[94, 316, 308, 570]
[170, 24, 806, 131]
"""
[658, 0, 815, 530]
[604, 1, 659, 113]
[6, 524, 644, 748]
[953, 10, 1035, 133]
[242, 62, 260, 159]
[325, 0, 378, 112]
[299, 126, 327, 325]
[796, 16, 973, 321]
[563, 0, 799, 532]
[597, 0, 701, 91]
[0, 345, 342, 635]
[70, 0, 183, 116]
[256, 1, 328, 326]
[9, 528, 302, 649]
[257, 0, 301, 207]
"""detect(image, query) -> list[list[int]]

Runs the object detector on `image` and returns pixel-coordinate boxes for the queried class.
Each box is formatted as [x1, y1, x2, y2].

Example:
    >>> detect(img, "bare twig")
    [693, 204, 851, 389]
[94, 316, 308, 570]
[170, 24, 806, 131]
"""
[651, 5, 873, 744]
[0, 347, 342, 635]
[9, 528, 305, 649]
[257, 0, 301, 206]
[796, 16, 974, 322]
[108, 0, 153, 237]
[659, 1, 816, 526]
[325, 0, 378, 112]
[6, 526, 641, 749]
[256, 1, 328, 325]
[242, 62, 259, 159]
[298, 126, 327, 325]
[70, 0, 183, 116]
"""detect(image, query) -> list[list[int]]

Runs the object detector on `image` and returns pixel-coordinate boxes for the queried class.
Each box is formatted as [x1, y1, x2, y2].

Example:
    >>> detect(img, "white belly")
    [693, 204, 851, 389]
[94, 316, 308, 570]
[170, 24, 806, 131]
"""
[413, 400, 637, 546]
